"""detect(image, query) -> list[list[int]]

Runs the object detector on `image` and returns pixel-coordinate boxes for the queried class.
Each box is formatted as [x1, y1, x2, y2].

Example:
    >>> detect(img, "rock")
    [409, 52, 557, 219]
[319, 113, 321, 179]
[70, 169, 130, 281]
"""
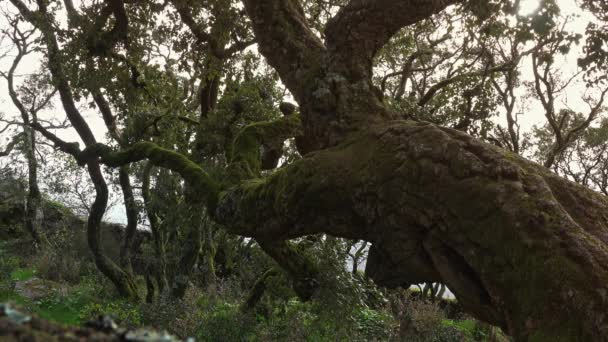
[13, 278, 64, 301]
[0, 303, 189, 341]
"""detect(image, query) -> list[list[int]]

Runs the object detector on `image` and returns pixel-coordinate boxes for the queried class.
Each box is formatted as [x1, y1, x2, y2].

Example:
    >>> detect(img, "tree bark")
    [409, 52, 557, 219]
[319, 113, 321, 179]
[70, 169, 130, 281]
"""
[171, 189, 204, 298]
[118, 165, 138, 275]
[257, 239, 320, 301]
[240, 268, 279, 312]
[23, 121, 44, 247]
[214, 1, 608, 339]
[142, 163, 169, 292]
[216, 117, 608, 340]
[77, 1, 608, 337]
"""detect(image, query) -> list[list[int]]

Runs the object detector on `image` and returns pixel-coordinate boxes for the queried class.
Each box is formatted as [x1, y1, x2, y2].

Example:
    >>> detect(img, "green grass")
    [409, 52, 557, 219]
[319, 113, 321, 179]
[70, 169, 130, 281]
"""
[0, 242, 87, 326]
[10, 268, 36, 281]
[35, 297, 87, 326]
[0, 287, 29, 306]
[442, 319, 477, 339]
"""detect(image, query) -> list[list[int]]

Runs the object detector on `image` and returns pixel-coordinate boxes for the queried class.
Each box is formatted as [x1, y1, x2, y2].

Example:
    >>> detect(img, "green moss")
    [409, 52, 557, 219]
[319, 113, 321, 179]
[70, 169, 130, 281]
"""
[228, 114, 302, 182]
[90, 141, 220, 211]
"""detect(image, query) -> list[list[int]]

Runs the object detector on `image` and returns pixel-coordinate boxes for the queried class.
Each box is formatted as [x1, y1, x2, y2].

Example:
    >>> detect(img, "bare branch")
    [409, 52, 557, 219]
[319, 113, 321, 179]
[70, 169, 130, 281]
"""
[0, 132, 25, 157]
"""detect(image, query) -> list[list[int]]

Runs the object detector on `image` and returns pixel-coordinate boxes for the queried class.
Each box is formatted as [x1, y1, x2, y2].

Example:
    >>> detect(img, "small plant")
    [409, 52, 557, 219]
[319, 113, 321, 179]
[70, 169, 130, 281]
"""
[10, 268, 36, 281]
[79, 300, 143, 328]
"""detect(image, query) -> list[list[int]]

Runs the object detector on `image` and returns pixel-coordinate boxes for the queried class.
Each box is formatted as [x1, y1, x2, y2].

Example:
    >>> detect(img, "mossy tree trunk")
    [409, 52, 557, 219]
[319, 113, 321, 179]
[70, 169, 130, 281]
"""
[142, 163, 169, 293]
[118, 165, 138, 275]
[22, 115, 44, 247]
[257, 239, 320, 301]
[170, 188, 204, 298]
[214, 0, 608, 340]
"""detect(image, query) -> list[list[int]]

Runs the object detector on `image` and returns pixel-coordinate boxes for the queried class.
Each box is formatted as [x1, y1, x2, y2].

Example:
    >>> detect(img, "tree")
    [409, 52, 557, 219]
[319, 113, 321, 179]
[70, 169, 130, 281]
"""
[0, 17, 59, 246]
[5, 0, 608, 340]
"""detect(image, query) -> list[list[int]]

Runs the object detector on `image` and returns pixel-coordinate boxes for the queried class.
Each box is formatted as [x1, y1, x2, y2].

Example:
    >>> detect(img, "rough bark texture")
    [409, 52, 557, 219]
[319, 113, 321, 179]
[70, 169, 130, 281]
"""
[217, 119, 608, 340]
[257, 240, 320, 301]
[214, 0, 608, 340]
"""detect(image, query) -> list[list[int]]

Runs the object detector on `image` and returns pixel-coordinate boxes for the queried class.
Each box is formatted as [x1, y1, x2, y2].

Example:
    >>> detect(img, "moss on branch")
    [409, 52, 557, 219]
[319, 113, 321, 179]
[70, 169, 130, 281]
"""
[228, 114, 302, 181]
[80, 142, 219, 210]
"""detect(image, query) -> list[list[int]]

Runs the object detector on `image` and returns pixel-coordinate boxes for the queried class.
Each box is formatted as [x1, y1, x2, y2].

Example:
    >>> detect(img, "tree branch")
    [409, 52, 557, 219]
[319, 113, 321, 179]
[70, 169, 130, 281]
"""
[325, 0, 463, 80]
[243, 0, 326, 103]
[0, 133, 25, 157]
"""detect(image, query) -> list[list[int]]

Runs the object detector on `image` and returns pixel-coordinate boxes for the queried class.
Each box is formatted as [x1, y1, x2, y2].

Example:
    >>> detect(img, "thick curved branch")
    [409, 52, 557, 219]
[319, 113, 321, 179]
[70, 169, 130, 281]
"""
[257, 239, 320, 301]
[243, 0, 326, 102]
[228, 114, 302, 181]
[325, 0, 463, 80]
[215, 120, 608, 338]
[79, 142, 219, 209]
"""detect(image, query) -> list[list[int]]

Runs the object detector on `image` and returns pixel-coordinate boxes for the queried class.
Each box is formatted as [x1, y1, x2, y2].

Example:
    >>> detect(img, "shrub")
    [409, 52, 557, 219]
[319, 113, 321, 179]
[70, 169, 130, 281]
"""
[388, 290, 467, 342]
[141, 286, 204, 338]
[30, 229, 96, 284]
[354, 307, 394, 341]
[79, 300, 143, 328]
[197, 302, 256, 342]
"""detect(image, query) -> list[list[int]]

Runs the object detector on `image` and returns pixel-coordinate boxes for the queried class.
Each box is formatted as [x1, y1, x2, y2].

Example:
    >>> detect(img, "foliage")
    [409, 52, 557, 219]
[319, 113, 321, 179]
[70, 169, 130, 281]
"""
[80, 300, 143, 328]
[10, 268, 35, 282]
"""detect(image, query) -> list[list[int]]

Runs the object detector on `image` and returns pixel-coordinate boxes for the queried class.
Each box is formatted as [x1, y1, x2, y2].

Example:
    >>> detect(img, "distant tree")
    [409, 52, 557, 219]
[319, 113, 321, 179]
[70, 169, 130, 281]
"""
[0, 17, 59, 246]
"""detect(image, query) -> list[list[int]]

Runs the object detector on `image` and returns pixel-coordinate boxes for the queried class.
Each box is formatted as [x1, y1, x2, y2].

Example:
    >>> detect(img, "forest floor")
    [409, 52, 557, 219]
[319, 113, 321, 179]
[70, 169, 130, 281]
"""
[0, 237, 510, 341]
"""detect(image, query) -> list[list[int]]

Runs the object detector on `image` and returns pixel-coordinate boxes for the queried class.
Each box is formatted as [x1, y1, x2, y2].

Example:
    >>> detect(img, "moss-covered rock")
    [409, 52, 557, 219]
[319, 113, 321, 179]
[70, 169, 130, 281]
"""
[0, 303, 187, 341]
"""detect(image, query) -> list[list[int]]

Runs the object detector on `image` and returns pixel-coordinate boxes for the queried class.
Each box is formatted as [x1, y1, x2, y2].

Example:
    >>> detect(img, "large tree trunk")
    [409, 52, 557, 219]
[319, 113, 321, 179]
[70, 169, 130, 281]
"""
[214, 0, 608, 340]
[217, 118, 608, 340]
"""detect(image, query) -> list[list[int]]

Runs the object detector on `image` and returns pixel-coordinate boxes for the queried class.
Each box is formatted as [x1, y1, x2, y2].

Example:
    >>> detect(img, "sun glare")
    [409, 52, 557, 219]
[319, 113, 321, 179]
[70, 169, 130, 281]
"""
[519, 0, 540, 15]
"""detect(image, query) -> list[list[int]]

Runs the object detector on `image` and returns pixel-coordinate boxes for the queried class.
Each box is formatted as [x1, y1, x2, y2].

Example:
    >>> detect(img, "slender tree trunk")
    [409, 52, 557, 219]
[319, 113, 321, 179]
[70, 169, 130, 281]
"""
[23, 121, 44, 246]
[142, 163, 169, 292]
[118, 165, 138, 275]
[201, 222, 217, 288]
[171, 189, 204, 298]
[240, 268, 279, 312]
[11, 0, 140, 300]
[257, 239, 320, 301]
[87, 162, 140, 300]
